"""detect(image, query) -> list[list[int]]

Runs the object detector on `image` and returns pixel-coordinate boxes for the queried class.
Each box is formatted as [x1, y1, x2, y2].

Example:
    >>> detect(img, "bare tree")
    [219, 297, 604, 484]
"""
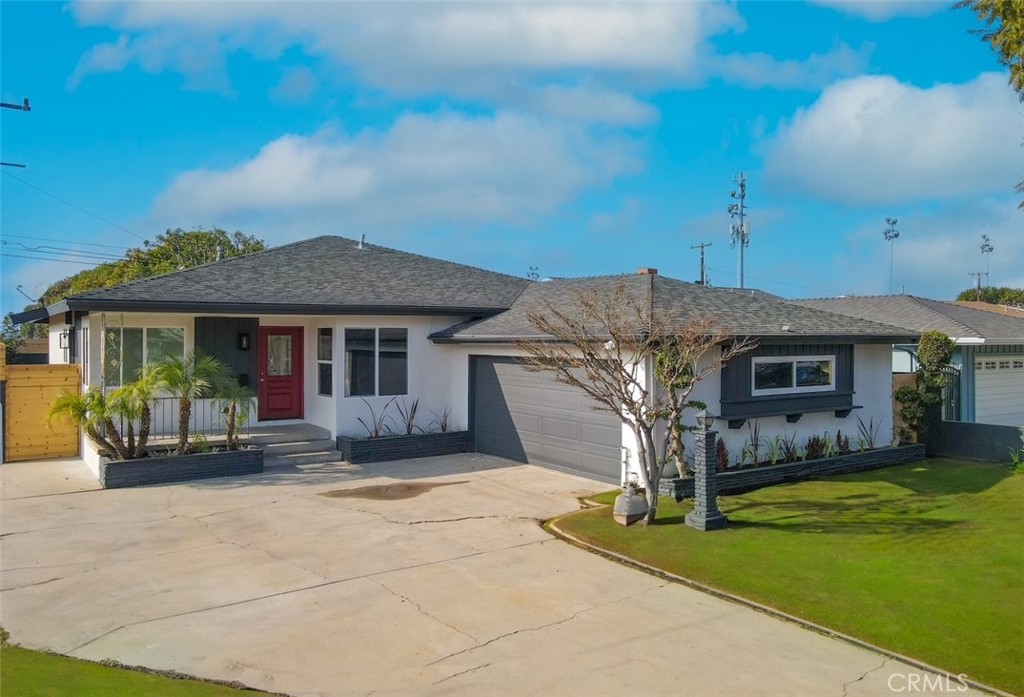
[517, 283, 755, 524]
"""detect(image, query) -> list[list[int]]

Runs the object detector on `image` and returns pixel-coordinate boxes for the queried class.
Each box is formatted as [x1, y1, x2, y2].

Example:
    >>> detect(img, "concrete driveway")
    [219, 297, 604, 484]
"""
[1, 455, 984, 697]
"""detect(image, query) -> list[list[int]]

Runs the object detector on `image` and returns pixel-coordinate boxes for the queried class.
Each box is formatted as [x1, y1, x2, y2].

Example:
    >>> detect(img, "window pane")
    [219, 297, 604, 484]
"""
[378, 328, 408, 396]
[796, 360, 832, 387]
[267, 335, 293, 376]
[318, 363, 333, 396]
[754, 361, 792, 391]
[122, 329, 144, 383]
[345, 329, 376, 396]
[147, 328, 184, 366]
[318, 328, 333, 361]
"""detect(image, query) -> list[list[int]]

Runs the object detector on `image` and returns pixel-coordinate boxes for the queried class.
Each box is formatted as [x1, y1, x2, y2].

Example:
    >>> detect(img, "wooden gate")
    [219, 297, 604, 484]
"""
[3, 362, 81, 462]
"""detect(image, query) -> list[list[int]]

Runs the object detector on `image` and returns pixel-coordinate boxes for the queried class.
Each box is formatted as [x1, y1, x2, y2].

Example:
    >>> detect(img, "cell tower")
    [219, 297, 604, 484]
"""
[728, 173, 750, 288]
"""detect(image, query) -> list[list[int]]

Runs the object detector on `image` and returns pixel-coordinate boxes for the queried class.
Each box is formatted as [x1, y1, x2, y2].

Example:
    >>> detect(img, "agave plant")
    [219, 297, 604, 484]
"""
[48, 388, 129, 460]
[154, 351, 228, 454]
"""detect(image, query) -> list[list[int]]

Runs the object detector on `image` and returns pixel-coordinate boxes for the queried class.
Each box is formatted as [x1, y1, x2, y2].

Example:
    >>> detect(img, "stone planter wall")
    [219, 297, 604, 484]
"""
[100, 448, 263, 489]
[337, 431, 471, 464]
[659, 444, 926, 500]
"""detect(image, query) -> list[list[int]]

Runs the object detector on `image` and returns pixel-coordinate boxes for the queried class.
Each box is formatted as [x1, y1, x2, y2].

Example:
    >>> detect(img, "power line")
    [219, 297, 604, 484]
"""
[2, 230, 128, 252]
[1, 241, 121, 261]
[1, 171, 146, 241]
[1, 208, 133, 249]
[0, 252, 114, 266]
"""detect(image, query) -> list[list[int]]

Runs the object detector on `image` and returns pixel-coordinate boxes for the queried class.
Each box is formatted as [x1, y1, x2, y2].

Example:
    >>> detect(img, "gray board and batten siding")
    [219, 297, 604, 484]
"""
[719, 343, 857, 427]
[195, 317, 260, 388]
[471, 356, 622, 483]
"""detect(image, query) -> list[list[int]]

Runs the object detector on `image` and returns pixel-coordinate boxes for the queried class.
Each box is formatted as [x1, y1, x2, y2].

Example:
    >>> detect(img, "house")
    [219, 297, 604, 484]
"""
[792, 295, 1024, 427]
[16, 236, 916, 483]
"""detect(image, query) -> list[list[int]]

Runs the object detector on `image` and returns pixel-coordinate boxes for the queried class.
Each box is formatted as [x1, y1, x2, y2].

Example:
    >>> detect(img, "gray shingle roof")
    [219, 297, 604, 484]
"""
[791, 295, 1024, 343]
[64, 236, 530, 315]
[432, 274, 916, 342]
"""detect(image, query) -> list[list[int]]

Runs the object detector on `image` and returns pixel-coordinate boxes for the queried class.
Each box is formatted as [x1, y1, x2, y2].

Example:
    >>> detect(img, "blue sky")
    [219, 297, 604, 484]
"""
[1, 1, 1021, 318]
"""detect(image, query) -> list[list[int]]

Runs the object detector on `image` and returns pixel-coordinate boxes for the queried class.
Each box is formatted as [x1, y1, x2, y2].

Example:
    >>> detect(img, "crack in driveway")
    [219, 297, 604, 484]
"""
[841, 656, 890, 697]
[65, 537, 550, 656]
[426, 582, 667, 669]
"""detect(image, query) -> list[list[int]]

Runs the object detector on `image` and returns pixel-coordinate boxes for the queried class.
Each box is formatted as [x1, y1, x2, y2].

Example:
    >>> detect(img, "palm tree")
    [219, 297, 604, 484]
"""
[154, 352, 228, 454]
[108, 367, 162, 458]
[48, 388, 130, 460]
[216, 379, 255, 450]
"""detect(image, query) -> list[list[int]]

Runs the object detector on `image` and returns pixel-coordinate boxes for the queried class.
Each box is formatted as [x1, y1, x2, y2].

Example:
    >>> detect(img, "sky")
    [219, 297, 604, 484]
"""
[1, 0, 1021, 319]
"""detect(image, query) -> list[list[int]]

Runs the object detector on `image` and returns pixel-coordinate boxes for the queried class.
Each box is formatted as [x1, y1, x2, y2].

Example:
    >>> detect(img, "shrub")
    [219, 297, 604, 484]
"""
[715, 439, 729, 473]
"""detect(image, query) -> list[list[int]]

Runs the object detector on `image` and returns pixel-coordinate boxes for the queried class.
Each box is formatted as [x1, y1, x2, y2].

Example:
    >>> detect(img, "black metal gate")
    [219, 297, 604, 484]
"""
[941, 363, 961, 422]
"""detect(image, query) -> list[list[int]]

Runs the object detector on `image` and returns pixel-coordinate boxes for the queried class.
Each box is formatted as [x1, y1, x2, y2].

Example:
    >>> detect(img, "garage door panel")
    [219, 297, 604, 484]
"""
[473, 356, 621, 482]
[975, 359, 1024, 426]
[580, 422, 621, 448]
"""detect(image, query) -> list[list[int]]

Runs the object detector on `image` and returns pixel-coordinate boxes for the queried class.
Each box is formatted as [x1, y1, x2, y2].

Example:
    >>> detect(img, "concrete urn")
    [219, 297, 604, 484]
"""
[613, 488, 649, 526]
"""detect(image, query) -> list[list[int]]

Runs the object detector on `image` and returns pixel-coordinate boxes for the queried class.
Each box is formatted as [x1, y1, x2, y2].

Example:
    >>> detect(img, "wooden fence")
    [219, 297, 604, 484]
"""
[3, 362, 81, 462]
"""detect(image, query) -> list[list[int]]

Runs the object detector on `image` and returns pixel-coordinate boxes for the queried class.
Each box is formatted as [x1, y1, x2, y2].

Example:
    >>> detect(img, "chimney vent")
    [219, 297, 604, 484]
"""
[636, 267, 658, 276]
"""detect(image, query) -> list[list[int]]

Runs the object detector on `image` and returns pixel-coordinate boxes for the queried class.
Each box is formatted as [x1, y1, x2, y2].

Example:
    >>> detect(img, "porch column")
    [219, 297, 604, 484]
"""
[685, 428, 728, 531]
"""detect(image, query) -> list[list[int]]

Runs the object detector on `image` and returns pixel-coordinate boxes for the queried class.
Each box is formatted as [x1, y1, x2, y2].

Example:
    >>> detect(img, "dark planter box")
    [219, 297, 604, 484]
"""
[337, 431, 470, 464]
[660, 443, 927, 500]
[100, 448, 263, 489]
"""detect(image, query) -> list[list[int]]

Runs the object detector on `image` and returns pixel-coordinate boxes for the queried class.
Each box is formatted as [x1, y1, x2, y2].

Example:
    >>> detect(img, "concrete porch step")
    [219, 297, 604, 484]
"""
[247, 423, 332, 445]
[263, 450, 343, 469]
[259, 438, 338, 457]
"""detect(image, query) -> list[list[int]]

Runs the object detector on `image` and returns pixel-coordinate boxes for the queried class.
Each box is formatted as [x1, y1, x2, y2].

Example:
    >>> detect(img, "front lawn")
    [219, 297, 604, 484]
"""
[0, 644, 275, 697]
[555, 459, 1023, 695]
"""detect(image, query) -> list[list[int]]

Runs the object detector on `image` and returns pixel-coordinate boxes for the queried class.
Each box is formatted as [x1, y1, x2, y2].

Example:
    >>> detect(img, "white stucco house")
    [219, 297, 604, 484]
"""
[19, 236, 916, 484]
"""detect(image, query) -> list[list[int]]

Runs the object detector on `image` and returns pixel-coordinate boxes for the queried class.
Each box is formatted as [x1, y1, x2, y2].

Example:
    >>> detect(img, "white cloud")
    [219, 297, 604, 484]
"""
[270, 66, 318, 105]
[153, 112, 641, 229]
[714, 41, 873, 90]
[809, 0, 946, 21]
[762, 72, 1024, 204]
[529, 84, 658, 126]
[66, 2, 867, 113]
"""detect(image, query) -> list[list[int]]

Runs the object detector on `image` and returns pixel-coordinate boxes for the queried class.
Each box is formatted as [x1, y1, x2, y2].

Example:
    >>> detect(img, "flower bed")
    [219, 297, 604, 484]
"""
[336, 431, 470, 464]
[659, 443, 926, 500]
[99, 447, 263, 489]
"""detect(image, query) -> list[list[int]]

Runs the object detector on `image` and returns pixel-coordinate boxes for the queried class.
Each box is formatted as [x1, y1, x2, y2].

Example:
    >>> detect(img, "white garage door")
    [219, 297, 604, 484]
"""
[975, 356, 1024, 427]
[472, 357, 623, 482]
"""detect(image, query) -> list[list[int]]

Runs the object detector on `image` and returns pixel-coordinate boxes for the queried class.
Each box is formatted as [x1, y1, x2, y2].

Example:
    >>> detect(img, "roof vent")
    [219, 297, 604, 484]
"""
[636, 267, 658, 276]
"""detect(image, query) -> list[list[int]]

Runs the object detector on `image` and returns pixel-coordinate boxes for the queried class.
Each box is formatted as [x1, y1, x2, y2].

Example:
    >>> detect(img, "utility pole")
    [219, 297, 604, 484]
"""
[728, 173, 749, 289]
[691, 242, 712, 285]
[1, 97, 31, 168]
[968, 271, 989, 300]
[883, 217, 899, 294]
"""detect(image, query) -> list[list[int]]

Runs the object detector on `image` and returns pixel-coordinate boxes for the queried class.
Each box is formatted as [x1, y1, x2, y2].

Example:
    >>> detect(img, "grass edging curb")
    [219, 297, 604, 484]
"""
[545, 507, 1011, 697]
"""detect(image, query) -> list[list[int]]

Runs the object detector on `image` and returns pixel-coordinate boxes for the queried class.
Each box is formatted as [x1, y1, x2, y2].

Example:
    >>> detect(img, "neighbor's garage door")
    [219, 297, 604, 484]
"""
[975, 356, 1024, 426]
[472, 356, 622, 482]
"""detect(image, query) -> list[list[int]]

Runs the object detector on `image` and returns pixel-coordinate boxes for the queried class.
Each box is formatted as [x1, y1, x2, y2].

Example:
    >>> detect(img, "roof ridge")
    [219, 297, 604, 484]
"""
[69, 234, 324, 301]
[907, 296, 982, 338]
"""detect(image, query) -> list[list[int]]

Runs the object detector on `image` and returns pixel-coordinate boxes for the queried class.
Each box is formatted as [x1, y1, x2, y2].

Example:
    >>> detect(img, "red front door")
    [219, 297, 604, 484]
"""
[258, 326, 304, 421]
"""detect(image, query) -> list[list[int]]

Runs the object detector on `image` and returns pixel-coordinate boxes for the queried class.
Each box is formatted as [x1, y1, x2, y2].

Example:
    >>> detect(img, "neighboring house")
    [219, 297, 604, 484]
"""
[15, 236, 914, 483]
[792, 295, 1024, 427]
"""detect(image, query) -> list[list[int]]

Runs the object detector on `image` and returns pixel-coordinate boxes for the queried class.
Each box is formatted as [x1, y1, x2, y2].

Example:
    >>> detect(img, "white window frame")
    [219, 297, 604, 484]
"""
[317, 327, 333, 397]
[751, 354, 836, 396]
[103, 326, 185, 387]
[343, 327, 409, 398]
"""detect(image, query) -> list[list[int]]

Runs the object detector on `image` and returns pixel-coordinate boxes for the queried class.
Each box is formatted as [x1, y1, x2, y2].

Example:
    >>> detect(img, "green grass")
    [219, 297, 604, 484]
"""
[0, 644, 272, 697]
[557, 459, 1024, 695]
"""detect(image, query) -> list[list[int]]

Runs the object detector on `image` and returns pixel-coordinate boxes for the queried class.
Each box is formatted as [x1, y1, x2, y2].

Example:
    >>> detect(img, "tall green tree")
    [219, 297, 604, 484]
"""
[38, 227, 265, 307]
